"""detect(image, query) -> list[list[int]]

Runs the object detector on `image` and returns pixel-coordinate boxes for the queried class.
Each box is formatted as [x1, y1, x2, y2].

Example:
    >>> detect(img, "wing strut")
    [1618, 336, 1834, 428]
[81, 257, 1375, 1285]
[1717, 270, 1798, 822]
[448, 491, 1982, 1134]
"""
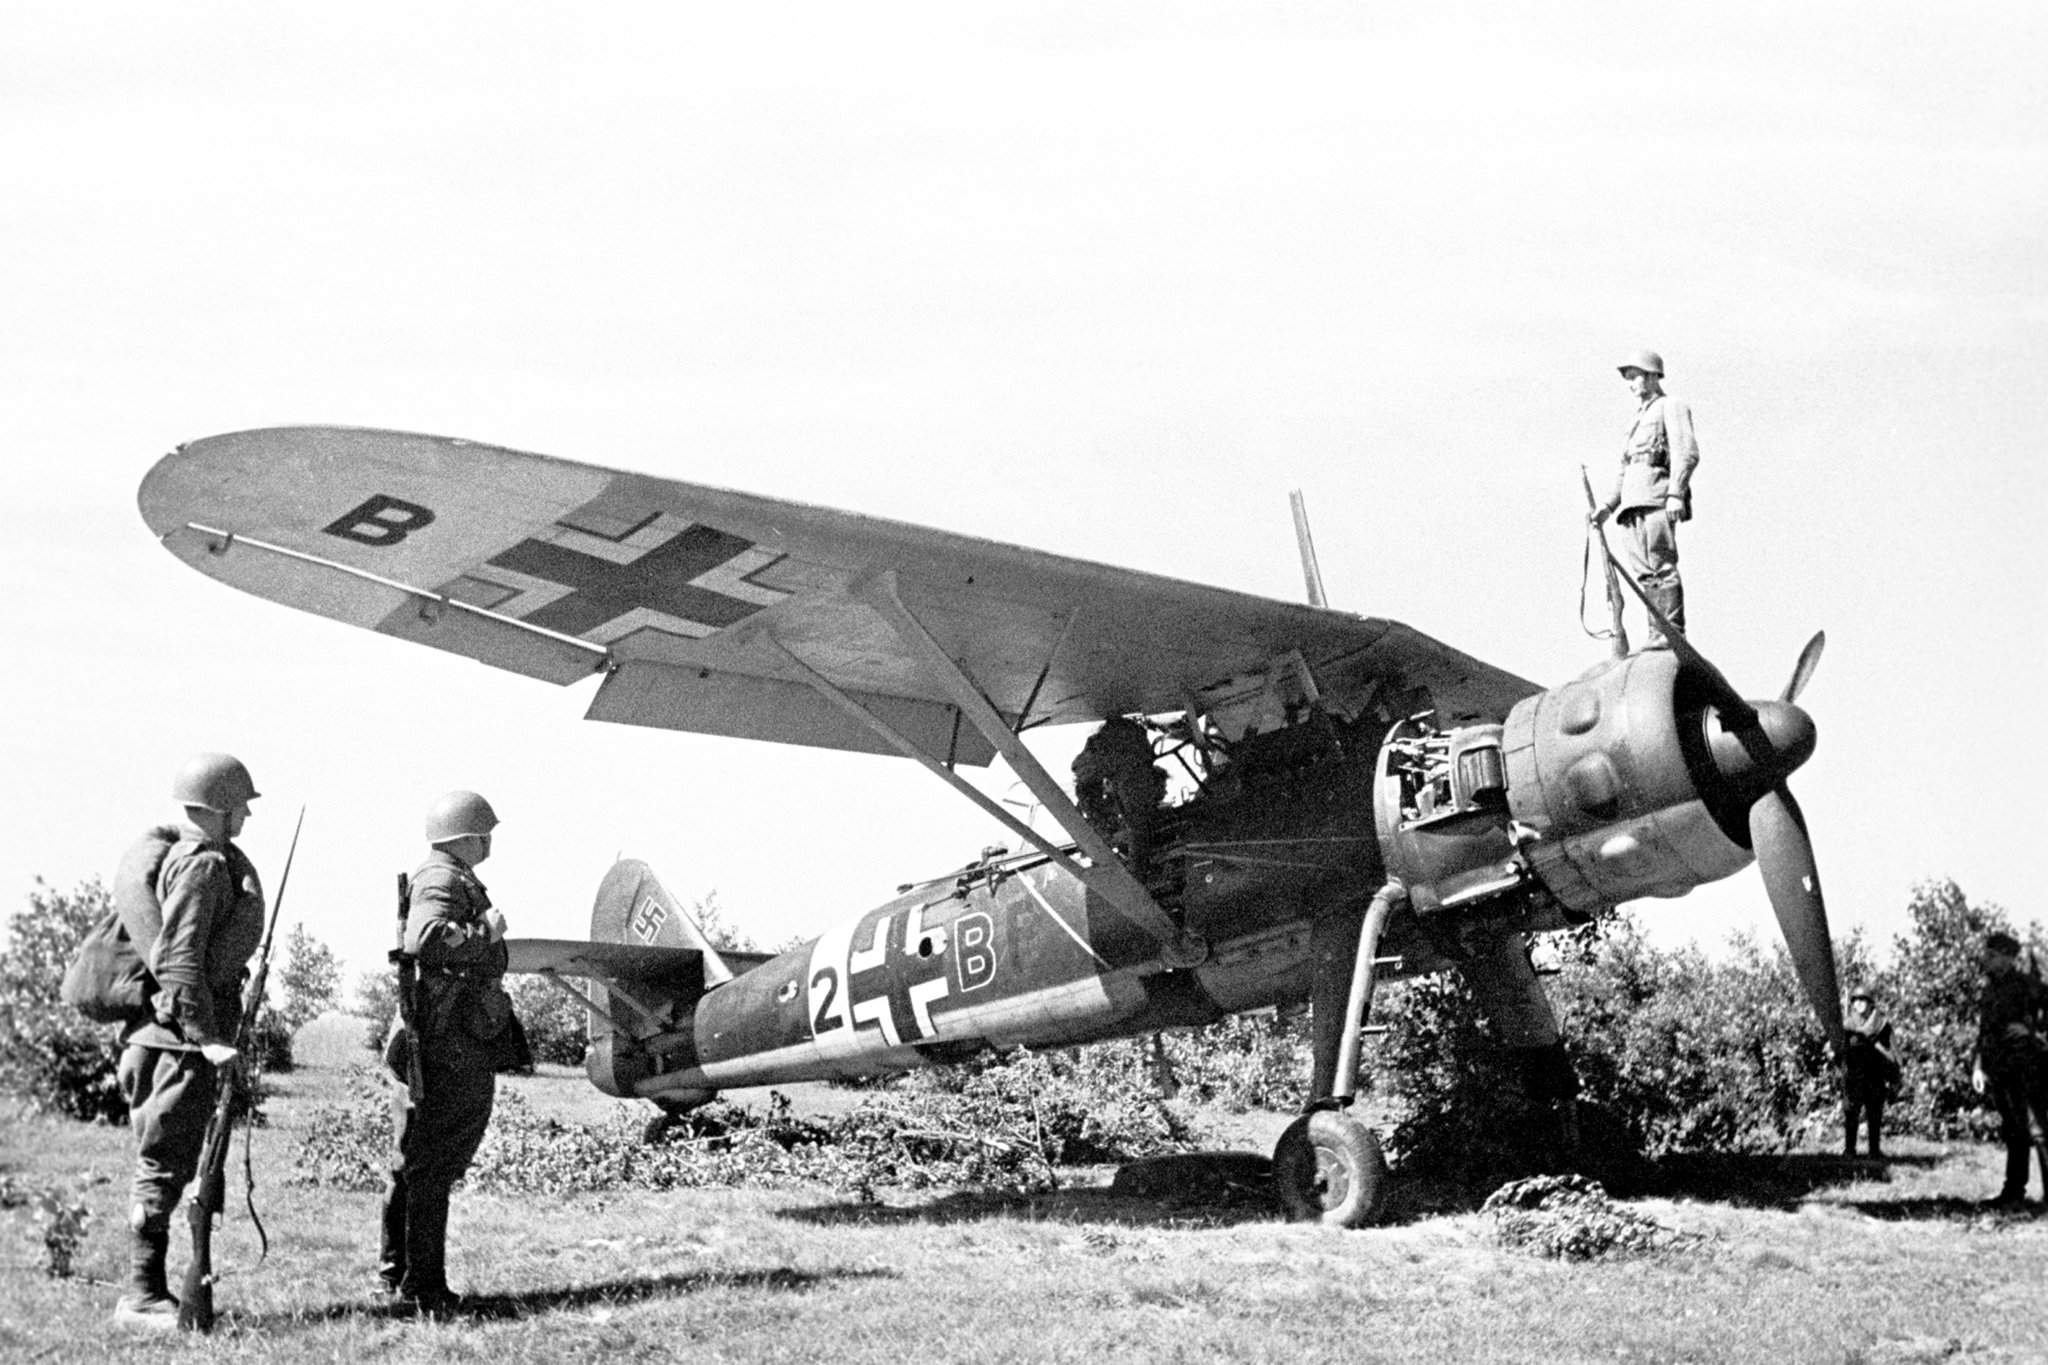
[753, 572, 1202, 965]
[851, 571, 1203, 964]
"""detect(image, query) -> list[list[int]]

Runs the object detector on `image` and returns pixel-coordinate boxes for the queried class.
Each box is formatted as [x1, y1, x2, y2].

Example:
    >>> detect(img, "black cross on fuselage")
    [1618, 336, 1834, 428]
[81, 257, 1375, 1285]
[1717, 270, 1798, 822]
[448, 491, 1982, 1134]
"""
[488, 524, 768, 638]
[846, 910, 949, 1045]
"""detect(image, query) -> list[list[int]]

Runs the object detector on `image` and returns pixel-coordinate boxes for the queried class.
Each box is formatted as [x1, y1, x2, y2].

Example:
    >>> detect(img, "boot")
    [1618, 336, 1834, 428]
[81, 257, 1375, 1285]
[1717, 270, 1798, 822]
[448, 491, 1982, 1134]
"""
[377, 1178, 407, 1294]
[1985, 1143, 2031, 1210]
[112, 1212, 177, 1330]
[397, 1184, 460, 1315]
[1642, 582, 1685, 648]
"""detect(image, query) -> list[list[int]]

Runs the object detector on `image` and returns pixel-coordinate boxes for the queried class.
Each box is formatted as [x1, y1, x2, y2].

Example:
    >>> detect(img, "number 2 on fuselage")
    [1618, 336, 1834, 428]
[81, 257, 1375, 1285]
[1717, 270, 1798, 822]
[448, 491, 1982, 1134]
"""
[804, 900, 997, 1062]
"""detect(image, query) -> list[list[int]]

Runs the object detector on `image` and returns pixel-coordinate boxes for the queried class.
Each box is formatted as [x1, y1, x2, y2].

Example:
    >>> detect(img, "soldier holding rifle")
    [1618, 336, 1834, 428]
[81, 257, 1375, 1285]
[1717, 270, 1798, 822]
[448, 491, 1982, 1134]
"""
[112, 754, 266, 1330]
[1590, 348, 1700, 650]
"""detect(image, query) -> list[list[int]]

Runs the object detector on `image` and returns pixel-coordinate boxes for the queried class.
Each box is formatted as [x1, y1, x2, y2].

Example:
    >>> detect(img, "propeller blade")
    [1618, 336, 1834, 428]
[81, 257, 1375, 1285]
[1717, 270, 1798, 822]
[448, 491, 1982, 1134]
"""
[1750, 785, 1845, 1054]
[1780, 630, 1826, 705]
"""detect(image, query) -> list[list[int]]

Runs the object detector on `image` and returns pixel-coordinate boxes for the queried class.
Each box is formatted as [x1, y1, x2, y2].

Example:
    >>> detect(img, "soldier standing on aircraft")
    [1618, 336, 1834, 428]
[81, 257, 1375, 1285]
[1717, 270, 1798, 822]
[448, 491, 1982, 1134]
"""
[1841, 989, 1896, 1160]
[1971, 930, 2048, 1210]
[113, 753, 266, 1330]
[1591, 348, 1700, 650]
[379, 790, 528, 1313]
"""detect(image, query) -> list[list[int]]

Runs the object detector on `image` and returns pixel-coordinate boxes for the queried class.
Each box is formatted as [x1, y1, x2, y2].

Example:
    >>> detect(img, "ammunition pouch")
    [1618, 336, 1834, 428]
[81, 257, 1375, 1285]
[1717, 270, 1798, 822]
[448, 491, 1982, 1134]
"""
[452, 976, 532, 1073]
[464, 980, 514, 1042]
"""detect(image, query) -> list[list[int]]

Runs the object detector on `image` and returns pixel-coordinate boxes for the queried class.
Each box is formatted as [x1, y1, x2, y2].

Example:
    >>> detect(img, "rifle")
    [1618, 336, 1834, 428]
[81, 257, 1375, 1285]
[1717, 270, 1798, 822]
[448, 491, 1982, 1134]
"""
[391, 871, 426, 1104]
[1580, 464, 1630, 657]
[178, 805, 305, 1333]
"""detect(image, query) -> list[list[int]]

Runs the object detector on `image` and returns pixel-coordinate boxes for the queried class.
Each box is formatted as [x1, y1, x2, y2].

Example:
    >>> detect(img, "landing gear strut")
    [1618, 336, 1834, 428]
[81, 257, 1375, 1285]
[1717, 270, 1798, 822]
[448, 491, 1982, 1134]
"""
[1272, 880, 1404, 1228]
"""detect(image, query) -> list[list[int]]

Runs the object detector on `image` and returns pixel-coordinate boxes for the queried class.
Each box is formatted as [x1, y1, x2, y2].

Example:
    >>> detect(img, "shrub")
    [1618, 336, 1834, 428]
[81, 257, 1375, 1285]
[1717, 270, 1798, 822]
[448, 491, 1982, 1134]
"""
[1, 1175, 96, 1277]
[0, 878, 127, 1123]
[1482, 1174, 1689, 1260]
[352, 969, 399, 1056]
[1374, 914, 1860, 1186]
[274, 923, 342, 1035]
[509, 976, 587, 1066]
[290, 1046, 1199, 1199]
[1554, 921, 1838, 1156]
[1875, 878, 2028, 1140]
[1374, 966, 1556, 1182]
[1157, 1011, 1313, 1113]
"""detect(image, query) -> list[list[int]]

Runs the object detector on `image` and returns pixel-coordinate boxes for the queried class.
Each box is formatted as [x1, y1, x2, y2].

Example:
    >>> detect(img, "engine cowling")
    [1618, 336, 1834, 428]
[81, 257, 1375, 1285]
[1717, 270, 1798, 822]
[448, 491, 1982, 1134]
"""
[1374, 650, 1753, 926]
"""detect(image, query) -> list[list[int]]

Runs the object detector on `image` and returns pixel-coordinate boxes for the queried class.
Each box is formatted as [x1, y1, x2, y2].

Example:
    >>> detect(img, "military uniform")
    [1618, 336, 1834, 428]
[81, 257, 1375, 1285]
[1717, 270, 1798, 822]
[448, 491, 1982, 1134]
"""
[1602, 391, 1700, 646]
[1979, 960, 2048, 1205]
[1841, 1000, 1895, 1158]
[116, 825, 264, 1317]
[379, 847, 520, 1306]
[1072, 718, 1167, 871]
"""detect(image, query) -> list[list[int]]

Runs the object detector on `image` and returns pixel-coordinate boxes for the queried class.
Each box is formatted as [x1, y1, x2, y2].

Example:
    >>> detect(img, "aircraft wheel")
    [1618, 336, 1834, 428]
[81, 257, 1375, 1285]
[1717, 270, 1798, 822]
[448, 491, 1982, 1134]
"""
[1273, 1110, 1388, 1227]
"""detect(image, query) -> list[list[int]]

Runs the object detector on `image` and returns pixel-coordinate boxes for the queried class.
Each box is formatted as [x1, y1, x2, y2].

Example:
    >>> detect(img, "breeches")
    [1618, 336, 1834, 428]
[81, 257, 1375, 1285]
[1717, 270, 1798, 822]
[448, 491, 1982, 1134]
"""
[1616, 507, 1681, 586]
[1987, 1066, 2048, 1151]
[119, 1045, 218, 1223]
[1616, 506, 1684, 634]
[391, 1050, 497, 1190]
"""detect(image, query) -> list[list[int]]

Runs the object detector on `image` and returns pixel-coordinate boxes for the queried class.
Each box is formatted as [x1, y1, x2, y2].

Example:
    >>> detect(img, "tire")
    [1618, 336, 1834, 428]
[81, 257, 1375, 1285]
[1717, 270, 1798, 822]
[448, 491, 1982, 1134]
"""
[1272, 1110, 1389, 1227]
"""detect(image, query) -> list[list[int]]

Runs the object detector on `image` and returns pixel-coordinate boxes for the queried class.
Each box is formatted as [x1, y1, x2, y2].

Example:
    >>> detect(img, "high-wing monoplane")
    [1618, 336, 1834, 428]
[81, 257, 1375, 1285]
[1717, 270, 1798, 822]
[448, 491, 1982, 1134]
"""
[138, 426, 1838, 1226]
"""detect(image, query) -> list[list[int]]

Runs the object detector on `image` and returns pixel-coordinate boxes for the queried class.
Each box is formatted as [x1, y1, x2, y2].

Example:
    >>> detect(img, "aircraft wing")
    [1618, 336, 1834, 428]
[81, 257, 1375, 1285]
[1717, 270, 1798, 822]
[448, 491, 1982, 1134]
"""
[139, 426, 1537, 764]
[506, 937, 705, 985]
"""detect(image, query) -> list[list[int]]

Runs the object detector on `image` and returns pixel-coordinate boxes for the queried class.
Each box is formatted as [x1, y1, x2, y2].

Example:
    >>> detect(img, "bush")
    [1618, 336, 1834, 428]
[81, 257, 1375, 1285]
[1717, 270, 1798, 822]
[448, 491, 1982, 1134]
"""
[1375, 914, 1859, 1186]
[1874, 878, 2029, 1140]
[509, 976, 587, 1066]
[249, 1005, 296, 1074]
[290, 1046, 1199, 1199]
[351, 969, 399, 1056]
[1375, 966, 1556, 1182]
[274, 923, 342, 1036]
[1157, 1011, 1313, 1113]
[0, 878, 127, 1123]
[1555, 922, 1839, 1156]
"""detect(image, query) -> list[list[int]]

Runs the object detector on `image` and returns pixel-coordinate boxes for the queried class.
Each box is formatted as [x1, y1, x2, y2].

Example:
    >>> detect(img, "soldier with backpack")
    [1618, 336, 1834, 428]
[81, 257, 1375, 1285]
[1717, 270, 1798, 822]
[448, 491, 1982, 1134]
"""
[109, 753, 266, 1329]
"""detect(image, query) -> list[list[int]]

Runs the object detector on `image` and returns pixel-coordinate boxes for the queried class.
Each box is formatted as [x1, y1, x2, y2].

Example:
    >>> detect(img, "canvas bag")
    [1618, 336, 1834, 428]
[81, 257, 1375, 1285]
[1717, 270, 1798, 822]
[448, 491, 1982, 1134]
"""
[59, 826, 179, 1025]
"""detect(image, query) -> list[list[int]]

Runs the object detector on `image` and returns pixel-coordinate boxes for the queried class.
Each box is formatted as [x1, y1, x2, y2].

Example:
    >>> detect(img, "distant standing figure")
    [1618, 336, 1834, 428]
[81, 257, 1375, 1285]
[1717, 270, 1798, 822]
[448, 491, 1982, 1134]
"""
[1592, 348, 1700, 650]
[1841, 989, 1896, 1159]
[380, 790, 527, 1313]
[1971, 930, 2048, 1210]
[114, 753, 265, 1330]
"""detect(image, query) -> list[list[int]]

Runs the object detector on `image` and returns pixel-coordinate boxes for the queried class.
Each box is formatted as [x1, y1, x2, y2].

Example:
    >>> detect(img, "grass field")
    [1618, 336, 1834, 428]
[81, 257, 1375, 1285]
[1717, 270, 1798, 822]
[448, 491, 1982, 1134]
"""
[4, 1021, 2045, 1364]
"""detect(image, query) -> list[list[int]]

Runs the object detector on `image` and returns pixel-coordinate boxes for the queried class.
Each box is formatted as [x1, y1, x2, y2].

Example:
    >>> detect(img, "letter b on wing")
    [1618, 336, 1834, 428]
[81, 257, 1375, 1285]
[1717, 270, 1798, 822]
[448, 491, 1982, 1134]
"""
[324, 494, 436, 546]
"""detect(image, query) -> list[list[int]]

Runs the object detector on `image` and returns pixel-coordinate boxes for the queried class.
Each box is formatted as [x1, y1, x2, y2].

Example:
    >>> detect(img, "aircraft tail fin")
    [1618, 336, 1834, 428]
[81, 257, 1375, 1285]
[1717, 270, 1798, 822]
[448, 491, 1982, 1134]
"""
[591, 857, 737, 985]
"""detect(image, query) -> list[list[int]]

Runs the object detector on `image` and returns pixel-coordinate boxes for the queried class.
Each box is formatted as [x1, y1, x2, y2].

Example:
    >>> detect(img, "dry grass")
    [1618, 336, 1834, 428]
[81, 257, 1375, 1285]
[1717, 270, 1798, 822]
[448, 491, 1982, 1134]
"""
[4, 1036, 2046, 1365]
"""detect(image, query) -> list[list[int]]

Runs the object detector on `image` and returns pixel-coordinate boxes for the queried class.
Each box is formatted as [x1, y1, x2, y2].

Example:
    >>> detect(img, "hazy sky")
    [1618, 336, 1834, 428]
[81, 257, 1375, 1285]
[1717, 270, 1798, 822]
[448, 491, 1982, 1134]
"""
[4, 3, 2043, 990]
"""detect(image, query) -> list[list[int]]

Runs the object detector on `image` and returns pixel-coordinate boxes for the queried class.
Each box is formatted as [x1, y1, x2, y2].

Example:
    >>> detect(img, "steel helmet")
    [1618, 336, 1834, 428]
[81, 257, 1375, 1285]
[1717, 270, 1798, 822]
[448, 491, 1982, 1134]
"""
[425, 790, 500, 845]
[1618, 348, 1665, 377]
[171, 752, 260, 813]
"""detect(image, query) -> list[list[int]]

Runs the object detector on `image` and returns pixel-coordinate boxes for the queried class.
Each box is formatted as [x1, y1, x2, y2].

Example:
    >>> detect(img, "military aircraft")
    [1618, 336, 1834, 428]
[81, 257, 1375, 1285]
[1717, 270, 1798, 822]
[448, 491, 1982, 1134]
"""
[138, 425, 1838, 1226]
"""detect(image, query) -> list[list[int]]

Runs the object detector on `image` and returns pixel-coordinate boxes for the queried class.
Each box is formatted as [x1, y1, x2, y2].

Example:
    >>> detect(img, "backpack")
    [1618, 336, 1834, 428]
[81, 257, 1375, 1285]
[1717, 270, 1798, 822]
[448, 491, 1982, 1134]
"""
[60, 826, 180, 1026]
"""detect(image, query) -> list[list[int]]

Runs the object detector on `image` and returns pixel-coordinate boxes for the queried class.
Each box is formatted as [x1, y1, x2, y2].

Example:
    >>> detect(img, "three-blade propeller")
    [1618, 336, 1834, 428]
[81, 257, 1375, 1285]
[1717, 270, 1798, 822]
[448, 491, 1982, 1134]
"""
[1596, 538, 1843, 1054]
